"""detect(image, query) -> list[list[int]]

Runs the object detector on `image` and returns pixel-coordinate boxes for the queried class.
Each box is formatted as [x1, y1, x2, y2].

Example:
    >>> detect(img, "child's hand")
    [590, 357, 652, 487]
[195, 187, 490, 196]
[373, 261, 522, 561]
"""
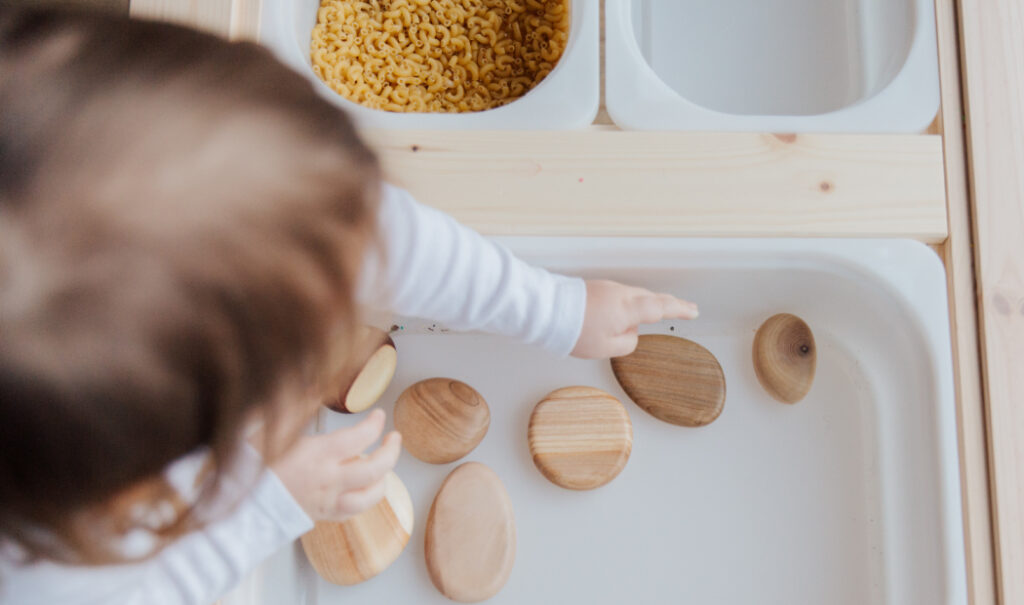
[571, 279, 699, 359]
[272, 409, 402, 521]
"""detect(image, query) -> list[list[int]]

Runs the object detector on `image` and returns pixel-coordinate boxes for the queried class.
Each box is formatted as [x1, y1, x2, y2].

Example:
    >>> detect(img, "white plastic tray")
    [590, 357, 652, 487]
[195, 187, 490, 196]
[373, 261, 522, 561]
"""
[225, 238, 965, 605]
[605, 0, 939, 132]
[259, 0, 600, 130]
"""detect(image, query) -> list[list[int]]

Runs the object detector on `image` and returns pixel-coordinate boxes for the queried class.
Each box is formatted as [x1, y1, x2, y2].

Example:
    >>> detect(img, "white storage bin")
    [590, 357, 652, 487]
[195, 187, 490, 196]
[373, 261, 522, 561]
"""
[605, 0, 939, 132]
[260, 0, 599, 130]
[224, 238, 966, 605]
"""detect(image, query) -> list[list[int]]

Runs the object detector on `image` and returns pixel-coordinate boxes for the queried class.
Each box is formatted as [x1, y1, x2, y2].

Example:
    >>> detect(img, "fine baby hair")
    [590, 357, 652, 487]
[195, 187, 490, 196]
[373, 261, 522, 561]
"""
[0, 8, 380, 565]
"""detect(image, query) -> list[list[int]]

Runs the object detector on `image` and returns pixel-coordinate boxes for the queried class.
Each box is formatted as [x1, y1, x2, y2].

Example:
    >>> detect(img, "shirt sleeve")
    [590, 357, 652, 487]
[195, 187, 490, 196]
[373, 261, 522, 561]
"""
[130, 463, 313, 605]
[0, 448, 313, 605]
[357, 184, 587, 357]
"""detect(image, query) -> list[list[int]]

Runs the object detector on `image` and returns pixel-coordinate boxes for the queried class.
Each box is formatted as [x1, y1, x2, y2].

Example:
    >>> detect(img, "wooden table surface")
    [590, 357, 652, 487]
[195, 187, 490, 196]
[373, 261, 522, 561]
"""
[123, 1, 1016, 604]
[959, 1, 1024, 603]
[933, 1, 994, 603]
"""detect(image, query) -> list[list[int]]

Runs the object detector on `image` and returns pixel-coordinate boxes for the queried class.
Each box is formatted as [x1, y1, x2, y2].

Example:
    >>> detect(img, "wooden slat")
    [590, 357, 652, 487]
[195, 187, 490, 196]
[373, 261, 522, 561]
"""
[130, 0, 257, 41]
[129, 0, 233, 37]
[228, 0, 261, 41]
[366, 130, 948, 240]
[594, 0, 613, 126]
[959, 0, 1024, 603]
[935, 1, 997, 603]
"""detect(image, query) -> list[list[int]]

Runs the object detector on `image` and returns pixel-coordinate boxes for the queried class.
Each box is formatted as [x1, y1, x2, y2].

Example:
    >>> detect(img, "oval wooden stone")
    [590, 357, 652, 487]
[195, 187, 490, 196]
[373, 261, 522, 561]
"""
[393, 378, 490, 464]
[528, 386, 633, 490]
[425, 462, 516, 603]
[610, 334, 726, 427]
[753, 313, 816, 403]
[300, 472, 413, 586]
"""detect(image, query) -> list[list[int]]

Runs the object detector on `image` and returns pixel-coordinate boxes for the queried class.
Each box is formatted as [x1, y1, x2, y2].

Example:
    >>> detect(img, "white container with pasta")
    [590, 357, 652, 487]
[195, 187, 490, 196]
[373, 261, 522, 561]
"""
[260, 0, 599, 129]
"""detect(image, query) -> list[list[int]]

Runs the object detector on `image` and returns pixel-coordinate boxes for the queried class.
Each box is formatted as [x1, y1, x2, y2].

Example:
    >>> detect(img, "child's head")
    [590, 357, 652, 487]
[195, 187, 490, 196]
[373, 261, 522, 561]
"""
[0, 8, 380, 563]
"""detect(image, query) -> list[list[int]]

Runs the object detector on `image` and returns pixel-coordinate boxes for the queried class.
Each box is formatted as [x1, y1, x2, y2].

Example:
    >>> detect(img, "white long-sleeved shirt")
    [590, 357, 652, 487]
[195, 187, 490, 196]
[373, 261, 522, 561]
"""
[0, 185, 586, 605]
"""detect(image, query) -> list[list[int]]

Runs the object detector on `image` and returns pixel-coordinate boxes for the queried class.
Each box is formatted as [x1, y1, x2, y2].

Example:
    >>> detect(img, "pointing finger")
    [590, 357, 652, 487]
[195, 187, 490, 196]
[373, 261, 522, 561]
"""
[626, 292, 668, 326]
[656, 293, 699, 320]
[626, 291, 698, 327]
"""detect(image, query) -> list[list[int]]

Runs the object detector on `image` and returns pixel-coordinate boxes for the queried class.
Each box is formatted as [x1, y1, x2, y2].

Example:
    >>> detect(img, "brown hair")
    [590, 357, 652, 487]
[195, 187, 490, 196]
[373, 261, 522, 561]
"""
[0, 8, 380, 564]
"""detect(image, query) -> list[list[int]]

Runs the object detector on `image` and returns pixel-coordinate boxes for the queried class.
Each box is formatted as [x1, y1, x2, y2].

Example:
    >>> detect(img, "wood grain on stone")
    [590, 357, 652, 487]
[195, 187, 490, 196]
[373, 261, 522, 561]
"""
[324, 326, 397, 414]
[528, 386, 632, 490]
[611, 334, 725, 427]
[301, 472, 413, 586]
[425, 462, 515, 603]
[393, 378, 490, 464]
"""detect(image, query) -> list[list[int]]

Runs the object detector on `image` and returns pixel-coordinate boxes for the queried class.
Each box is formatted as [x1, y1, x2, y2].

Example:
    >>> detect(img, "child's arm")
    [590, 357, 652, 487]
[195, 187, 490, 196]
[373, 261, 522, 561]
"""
[126, 412, 397, 605]
[0, 448, 308, 605]
[358, 185, 698, 357]
[0, 413, 398, 605]
[129, 452, 315, 605]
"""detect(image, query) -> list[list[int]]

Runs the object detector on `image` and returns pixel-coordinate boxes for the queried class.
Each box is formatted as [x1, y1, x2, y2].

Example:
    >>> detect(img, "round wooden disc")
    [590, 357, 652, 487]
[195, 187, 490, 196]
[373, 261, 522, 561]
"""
[610, 334, 726, 427]
[393, 378, 490, 464]
[527, 386, 633, 490]
[426, 462, 516, 603]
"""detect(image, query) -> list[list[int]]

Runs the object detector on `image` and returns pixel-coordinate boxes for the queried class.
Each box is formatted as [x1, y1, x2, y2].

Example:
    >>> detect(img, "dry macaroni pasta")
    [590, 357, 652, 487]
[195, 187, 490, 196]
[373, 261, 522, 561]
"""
[310, 0, 570, 112]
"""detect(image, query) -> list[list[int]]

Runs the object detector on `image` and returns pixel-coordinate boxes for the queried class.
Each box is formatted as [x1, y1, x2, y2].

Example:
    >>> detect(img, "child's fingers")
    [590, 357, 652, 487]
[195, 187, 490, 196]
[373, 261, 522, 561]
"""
[327, 408, 387, 460]
[624, 291, 669, 326]
[656, 292, 699, 320]
[334, 431, 402, 490]
[608, 331, 640, 358]
[625, 290, 698, 327]
[334, 475, 389, 518]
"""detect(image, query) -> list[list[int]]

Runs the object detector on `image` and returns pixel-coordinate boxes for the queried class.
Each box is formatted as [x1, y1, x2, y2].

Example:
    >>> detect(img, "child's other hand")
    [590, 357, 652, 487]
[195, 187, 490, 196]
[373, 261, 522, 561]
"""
[272, 409, 402, 522]
[571, 279, 699, 359]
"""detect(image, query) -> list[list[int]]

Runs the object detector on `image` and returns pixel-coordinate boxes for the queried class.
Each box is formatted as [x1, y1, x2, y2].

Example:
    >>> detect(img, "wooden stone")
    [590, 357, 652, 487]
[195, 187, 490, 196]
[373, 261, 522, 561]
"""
[393, 378, 490, 464]
[752, 313, 816, 404]
[527, 386, 633, 490]
[324, 326, 397, 414]
[300, 472, 413, 586]
[425, 462, 516, 603]
[610, 334, 726, 427]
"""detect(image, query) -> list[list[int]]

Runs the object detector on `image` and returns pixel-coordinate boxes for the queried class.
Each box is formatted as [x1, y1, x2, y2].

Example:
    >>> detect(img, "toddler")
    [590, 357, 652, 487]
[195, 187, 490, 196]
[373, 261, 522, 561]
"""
[0, 8, 697, 605]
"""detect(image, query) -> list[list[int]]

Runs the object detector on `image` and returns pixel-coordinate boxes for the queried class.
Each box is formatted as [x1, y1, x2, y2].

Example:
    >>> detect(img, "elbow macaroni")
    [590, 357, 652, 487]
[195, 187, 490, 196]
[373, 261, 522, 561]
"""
[310, 0, 570, 113]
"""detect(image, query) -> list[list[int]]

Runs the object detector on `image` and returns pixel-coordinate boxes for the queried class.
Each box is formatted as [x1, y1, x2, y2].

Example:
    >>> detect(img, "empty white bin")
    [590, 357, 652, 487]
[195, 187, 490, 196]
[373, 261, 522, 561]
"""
[605, 0, 939, 132]
[259, 0, 599, 130]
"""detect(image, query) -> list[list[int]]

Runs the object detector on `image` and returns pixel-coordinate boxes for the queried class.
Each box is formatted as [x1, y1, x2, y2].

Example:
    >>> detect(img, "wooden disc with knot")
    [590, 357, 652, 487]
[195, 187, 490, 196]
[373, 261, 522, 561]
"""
[753, 313, 816, 403]
[610, 334, 726, 427]
[528, 386, 633, 490]
[394, 378, 490, 464]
